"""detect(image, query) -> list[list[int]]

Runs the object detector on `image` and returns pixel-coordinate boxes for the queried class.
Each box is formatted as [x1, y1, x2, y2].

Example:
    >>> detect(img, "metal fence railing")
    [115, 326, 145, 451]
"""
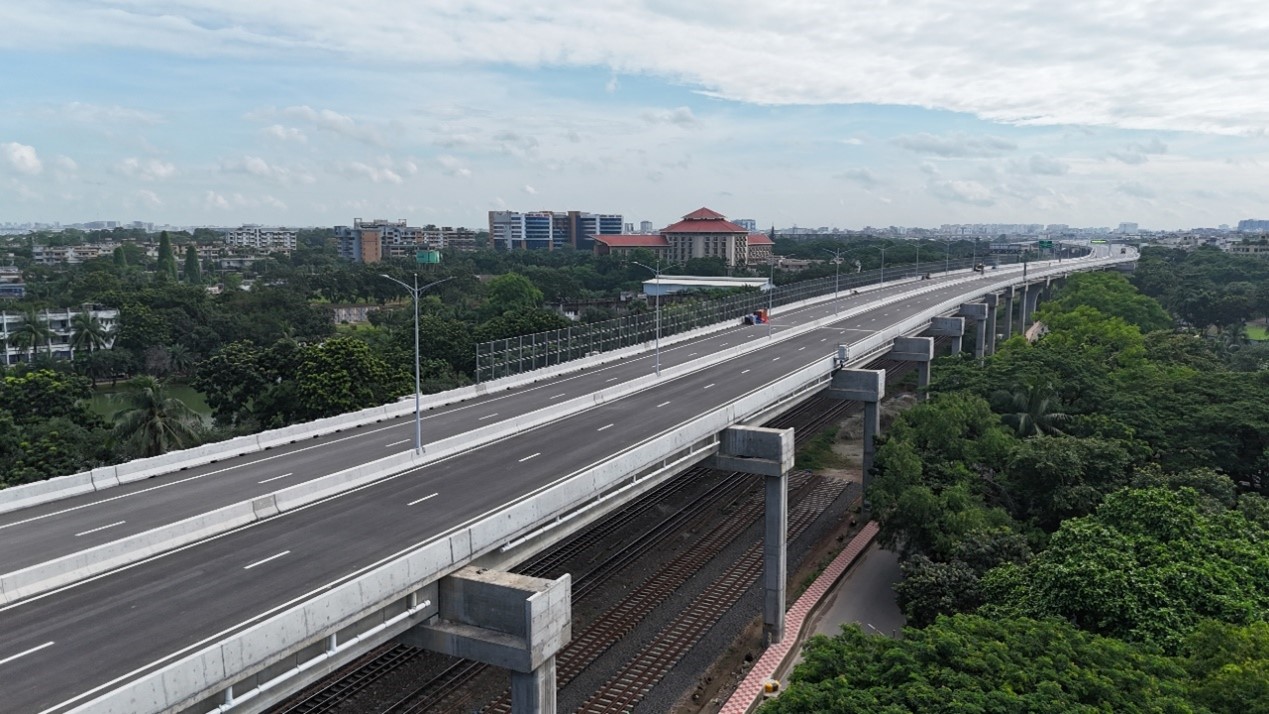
[472, 253, 1054, 382]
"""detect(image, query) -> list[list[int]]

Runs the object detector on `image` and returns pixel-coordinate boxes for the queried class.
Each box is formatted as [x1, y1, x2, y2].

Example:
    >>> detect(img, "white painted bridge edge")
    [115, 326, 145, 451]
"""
[62, 253, 1129, 714]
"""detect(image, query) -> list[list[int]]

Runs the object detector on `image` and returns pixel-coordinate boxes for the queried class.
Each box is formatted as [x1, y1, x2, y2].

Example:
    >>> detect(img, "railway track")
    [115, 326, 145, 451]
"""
[272, 351, 924, 714]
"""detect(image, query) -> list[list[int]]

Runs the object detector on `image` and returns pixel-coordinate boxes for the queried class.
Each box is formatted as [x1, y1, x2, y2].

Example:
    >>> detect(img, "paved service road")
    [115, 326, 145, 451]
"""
[0, 256, 1114, 712]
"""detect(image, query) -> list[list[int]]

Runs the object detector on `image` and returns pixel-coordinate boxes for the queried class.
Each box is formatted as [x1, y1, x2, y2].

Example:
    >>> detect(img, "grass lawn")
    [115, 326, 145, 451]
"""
[1248, 324, 1269, 342]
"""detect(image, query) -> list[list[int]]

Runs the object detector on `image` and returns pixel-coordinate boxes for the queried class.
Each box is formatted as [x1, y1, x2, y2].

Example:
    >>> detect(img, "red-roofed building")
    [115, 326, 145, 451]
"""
[592, 234, 670, 258]
[592, 208, 774, 266]
[746, 232, 775, 263]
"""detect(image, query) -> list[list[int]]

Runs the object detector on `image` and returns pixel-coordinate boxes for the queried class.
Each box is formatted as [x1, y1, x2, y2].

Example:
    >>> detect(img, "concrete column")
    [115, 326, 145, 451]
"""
[828, 369, 885, 489]
[983, 294, 999, 356]
[709, 425, 794, 645]
[399, 568, 571, 714]
[956, 303, 989, 361]
[1024, 286, 1041, 327]
[1019, 284, 1031, 333]
[511, 657, 556, 714]
[888, 336, 935, 400]
[929, 316, 965, 357]
[1004, 287, 1015, 340]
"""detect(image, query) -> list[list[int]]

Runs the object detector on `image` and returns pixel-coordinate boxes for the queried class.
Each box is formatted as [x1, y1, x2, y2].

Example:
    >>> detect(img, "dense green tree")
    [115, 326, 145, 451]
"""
[1183, 621, 1269, 714]
[291, 337, 409, 421]
[980, 487, 1269, 653]
[6, 308, 53, 362]
[111, 376, 202, 458]
[182, 245, 201, 284]
[155, 231, 178, 281]
[190, 340, 268, 427]
[483, 272, 544, 316]
[762, 615, 1204, 714]
[1048, 271, 1173, 332]
[991, 382, 1071, 436]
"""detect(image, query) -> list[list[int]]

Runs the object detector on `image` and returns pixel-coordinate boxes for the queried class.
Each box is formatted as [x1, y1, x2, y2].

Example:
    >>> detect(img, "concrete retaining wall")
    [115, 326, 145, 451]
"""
[62, 252, 1130, 714]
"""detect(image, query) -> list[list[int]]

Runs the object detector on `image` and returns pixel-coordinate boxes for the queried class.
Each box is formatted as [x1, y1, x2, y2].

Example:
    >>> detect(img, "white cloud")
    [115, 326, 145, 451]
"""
[1028, 155, 1069, 176]
[642, 107, 698, 127]
[118, 157, 176, 181]
[274, 105, 388, 145]
[135, 189, 163, 208]
[337, 161, 403, 184]
[928, 179, 995, 206]
[53, 102, 163, 125]
[220, 155, 316, 184]
[437, 155, 472, 178]
[893, 133, 1016, 158]
[263, 124, 307, 143]
[1117, 181, 1156, 199]
[522, 184, 537, 194]
[836, 167, 880, 188]
[53, 155, 77, 173]
[1108, 138, 1169, 164]
[204, 190, 231, 210]
[1, 142, 43, 175]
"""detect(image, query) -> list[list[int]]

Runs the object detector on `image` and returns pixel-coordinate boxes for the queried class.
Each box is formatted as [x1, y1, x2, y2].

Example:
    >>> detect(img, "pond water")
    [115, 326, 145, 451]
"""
[87, 382, 214, 425]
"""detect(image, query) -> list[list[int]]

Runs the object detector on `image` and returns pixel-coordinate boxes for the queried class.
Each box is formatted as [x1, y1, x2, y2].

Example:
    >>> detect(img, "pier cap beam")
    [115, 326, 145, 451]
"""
[399, 567, 571, 674]
[827, 368, 885, 403]
[708, 426, 794, 478]
[887, 336, 934, 363]
[928, 316, 965, 337]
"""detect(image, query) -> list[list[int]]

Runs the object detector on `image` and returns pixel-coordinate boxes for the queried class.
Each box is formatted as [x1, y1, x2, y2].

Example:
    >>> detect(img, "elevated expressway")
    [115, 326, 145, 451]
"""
[0, 247, 1131, 713]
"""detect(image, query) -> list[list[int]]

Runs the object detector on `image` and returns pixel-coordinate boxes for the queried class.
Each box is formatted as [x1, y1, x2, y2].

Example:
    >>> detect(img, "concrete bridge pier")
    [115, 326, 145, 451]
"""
[983, 294, 999, 356]
[929, 316, 965, 356]
[709, 425, 795, 645]
[1022, 284, 1042, 328]
[1003, 287, 1015, 340]
[828, 369, 885, 490]
[956, 303, 989, 360]
[888, 336, 935, 399]
[398, 567, 571, 714]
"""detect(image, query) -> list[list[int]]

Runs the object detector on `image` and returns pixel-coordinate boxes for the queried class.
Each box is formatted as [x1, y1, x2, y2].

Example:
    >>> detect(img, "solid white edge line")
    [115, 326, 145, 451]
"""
[518, 452, 541, 463]
[257, 473, 294, 485]
[243, 551, 291, 570]
[74, 521, 126, 538]
[407, 493, 439, 506]
[0, 641, 54, 666]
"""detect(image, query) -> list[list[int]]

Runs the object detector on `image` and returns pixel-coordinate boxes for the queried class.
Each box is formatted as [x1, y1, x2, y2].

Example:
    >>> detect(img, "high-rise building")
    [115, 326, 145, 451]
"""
[1118, 222, 1139, 234]
[1237, 219, 1269, 232]
[639, 220, 654, 234]
[735, 218, 758, 232]
[488, 210, 623, 250]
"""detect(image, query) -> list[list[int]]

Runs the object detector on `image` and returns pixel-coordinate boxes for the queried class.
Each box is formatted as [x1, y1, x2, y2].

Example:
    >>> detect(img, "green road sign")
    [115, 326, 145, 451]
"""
[416, 250, 441, 264]
[1038, 240, 1053, 249]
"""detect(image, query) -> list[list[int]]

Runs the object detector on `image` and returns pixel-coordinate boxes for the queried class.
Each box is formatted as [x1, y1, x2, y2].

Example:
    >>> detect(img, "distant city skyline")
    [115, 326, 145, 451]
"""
[2, 3, 1268, 230]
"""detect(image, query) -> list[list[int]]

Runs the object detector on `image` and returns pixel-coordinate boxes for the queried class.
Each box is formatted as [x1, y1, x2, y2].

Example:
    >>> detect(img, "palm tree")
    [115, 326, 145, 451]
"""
[70, 311, 112, 359]
[112, 376, 202, 457]
[167, 344, 196, 376]
[993, 383, 1071, 437]
[7, 309, 52, 363]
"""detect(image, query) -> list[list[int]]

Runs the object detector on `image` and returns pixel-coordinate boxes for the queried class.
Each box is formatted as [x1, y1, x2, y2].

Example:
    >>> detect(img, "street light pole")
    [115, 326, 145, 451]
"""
[632, 260, 665, 376]
[379, 274, 453, 454]
[821, 247, 848, 314]
[767, 261, 775, 338]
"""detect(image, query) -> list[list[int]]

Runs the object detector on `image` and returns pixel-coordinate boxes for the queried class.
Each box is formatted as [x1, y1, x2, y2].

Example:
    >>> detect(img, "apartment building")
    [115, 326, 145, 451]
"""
[225, 225, 298, 254]
[336, 219, 478, 263]
[488, 210, 623, 251]
[31, 244, 112, 265]
[0, 306, 120, 364]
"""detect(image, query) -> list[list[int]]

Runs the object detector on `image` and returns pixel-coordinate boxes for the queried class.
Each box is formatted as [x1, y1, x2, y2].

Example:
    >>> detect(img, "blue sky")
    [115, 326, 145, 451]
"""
[2, 1, 1268, 231]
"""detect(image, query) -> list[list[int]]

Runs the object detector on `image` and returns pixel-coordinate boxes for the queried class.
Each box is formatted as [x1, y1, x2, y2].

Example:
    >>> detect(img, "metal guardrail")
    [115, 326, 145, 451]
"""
[473, 255, 1053, 381]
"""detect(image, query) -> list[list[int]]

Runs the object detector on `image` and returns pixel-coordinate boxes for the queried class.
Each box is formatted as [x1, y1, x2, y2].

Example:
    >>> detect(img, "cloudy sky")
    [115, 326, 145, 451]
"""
[2, 1, 1268, 230]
